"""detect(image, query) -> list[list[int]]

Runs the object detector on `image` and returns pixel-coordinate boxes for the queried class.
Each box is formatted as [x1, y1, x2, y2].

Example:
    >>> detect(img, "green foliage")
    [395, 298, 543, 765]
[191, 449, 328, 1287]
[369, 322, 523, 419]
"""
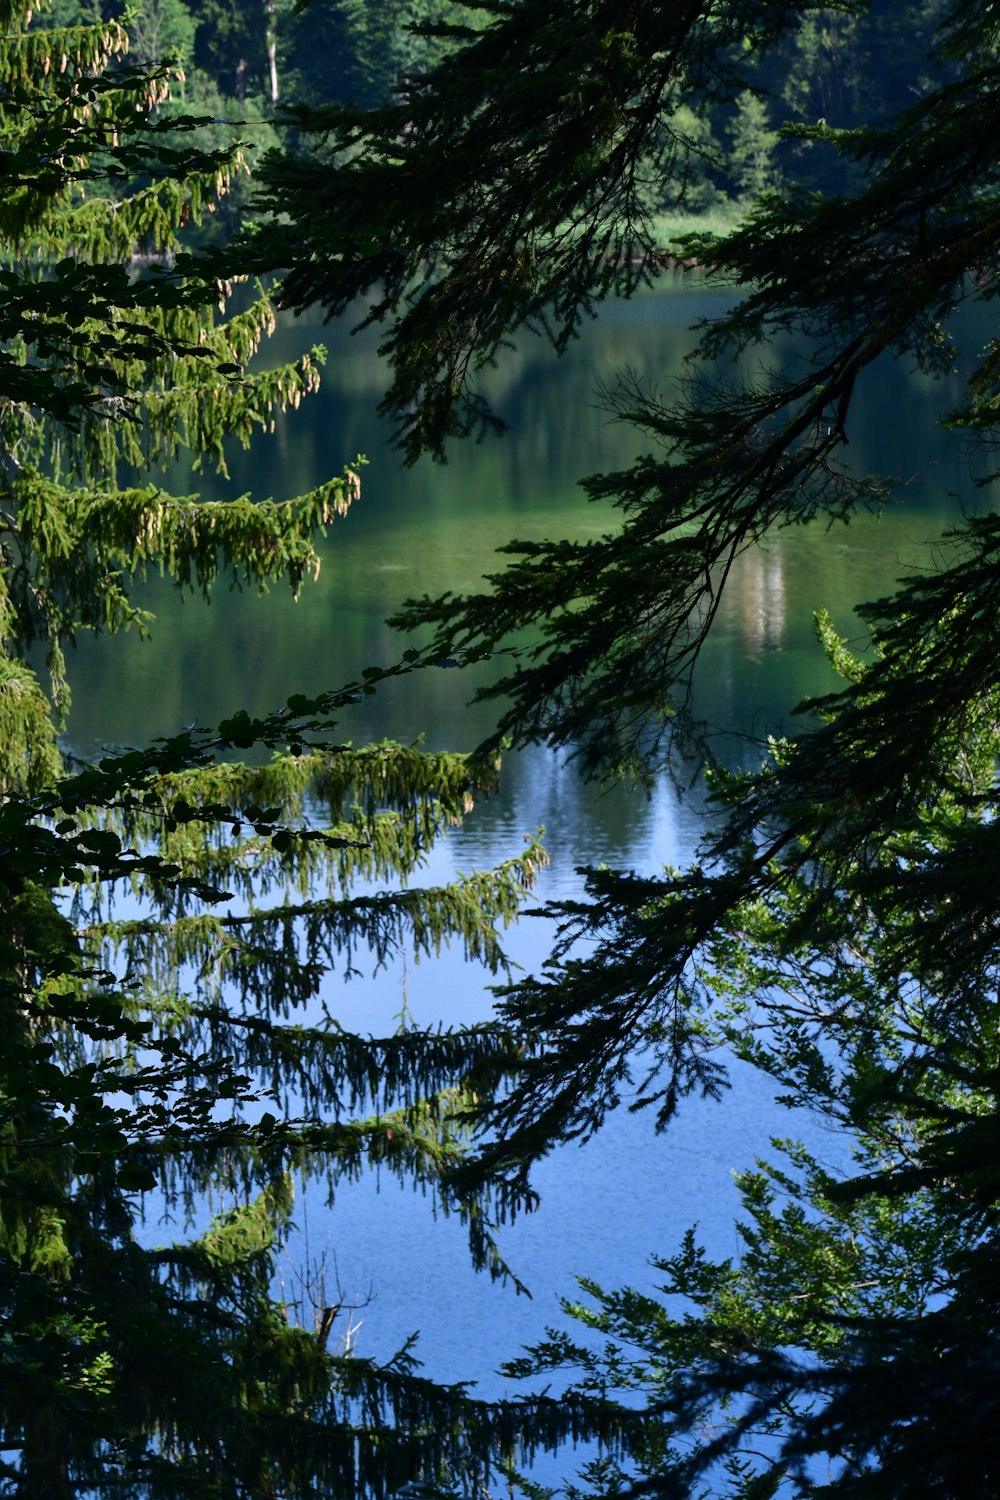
[126, 0, 198, 72]
[283, 0, 1000, 783]
[188, 0, 484, 113]
[728, 90, 782, 203]
[156, 72, 282, 237]
[0, 659, 64, 792]
[0, 0, 364, 774]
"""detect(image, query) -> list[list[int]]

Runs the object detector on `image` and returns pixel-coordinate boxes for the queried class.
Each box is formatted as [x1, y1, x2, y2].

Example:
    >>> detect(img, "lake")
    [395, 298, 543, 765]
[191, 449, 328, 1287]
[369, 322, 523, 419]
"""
[61, 274, 979, 1462]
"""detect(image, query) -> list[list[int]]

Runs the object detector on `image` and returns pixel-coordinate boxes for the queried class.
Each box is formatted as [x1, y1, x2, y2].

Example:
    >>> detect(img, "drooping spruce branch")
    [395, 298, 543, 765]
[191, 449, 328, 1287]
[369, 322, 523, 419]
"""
[0, 4, 363, 779]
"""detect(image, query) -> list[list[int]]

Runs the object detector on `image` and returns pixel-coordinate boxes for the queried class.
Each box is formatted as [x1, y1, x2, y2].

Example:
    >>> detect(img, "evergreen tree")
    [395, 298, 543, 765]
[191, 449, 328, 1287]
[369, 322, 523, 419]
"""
[728, 89, 781, 204]
[191, 0, 483, 113]
[190, 0, 277, 103]
[0, 4, 624, 1492]
[124, 0, 198, 74]
[0, 0, 362, 790]
[247, 1, 1000, 1491]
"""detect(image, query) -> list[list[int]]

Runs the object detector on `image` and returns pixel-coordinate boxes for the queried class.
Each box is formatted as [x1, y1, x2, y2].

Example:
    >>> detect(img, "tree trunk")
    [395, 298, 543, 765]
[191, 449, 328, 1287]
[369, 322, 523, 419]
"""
[265, 0, 278, 104]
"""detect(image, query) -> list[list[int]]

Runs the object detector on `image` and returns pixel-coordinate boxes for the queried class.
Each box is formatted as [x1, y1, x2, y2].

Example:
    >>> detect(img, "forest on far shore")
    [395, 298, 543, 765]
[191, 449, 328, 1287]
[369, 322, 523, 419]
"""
[44, 0, 954, 244]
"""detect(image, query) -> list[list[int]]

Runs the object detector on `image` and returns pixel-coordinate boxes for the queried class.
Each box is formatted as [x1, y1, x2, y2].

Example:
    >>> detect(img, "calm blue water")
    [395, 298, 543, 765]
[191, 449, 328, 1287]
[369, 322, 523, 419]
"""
[64, 277, 982, 1479]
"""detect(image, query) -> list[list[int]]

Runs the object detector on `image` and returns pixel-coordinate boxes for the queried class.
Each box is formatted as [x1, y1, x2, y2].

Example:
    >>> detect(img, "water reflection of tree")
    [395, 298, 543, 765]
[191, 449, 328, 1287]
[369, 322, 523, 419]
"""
[728, 542, 787, 657]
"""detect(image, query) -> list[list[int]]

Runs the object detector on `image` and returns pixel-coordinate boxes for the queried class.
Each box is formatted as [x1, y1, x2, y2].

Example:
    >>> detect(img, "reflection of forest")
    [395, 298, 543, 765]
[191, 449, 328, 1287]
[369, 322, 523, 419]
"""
[60, 288, 980, 763]
[58, 286, 715, 753]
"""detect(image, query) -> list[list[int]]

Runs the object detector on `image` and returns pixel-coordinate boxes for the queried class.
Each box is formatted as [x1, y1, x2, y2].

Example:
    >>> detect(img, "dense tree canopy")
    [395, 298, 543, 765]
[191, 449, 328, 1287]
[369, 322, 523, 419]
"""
[0, 0, 372, 791]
